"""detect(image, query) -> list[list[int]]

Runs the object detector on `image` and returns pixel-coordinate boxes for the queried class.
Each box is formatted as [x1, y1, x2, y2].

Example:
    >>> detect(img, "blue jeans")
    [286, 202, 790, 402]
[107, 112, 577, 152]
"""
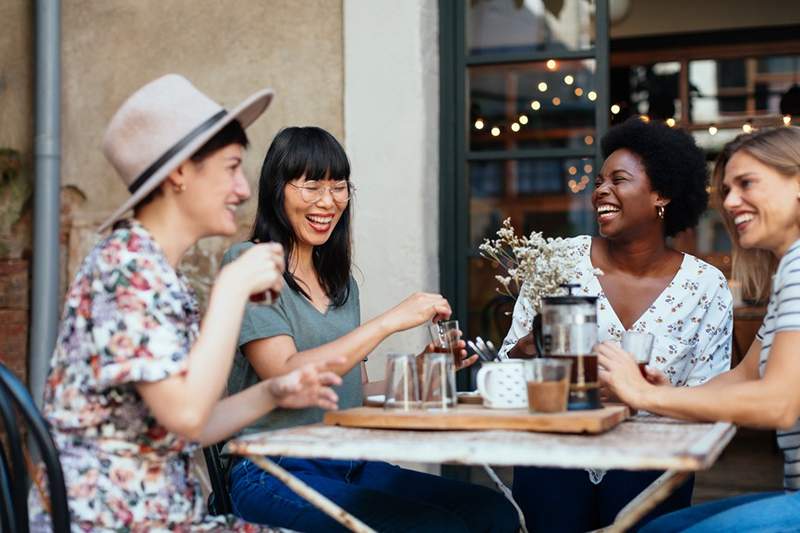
[641, 491, 800, 532]
[512, 467, 694, 532]
[229, 457, 520, 532]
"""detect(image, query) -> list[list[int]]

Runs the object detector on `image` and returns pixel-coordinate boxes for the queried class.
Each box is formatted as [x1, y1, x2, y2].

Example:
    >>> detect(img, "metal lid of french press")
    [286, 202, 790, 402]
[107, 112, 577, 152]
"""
[542, 283, 597, 306]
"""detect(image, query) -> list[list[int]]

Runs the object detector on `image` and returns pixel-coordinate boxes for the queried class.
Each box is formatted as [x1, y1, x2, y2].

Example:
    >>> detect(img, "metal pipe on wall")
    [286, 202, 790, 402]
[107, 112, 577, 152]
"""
[29, 0, 61, 406]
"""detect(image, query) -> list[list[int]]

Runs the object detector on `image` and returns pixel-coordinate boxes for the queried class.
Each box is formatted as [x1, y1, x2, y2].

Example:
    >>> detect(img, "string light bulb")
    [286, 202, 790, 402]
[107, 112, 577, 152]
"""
[666, 118, 676, 127]
[574, 87, 584, 97]
[491, 127, 500, 137]
[610, 104, 620, 115]
[552, 97, 561, 106]
[587, 91, 597, 101]
[519, 114, 529, 125]
[511, 122, 520, 132]
[742, 121, 753, 133]
[784, 115, 792, 126]
[538, 82, 548, 92]
[708, 125, 718, 135]
[639, 115, 650, 123]
[546, 59, 557, 70]
[474, 119, 484, 130]
[563, 75, 574, 85]
[531, 100, 541, 111]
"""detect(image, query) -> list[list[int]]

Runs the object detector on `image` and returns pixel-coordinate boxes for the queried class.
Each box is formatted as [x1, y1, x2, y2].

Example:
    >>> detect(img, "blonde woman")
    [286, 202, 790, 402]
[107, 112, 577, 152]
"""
[29, 75, 341, 531]
[600, 126, 800, 531]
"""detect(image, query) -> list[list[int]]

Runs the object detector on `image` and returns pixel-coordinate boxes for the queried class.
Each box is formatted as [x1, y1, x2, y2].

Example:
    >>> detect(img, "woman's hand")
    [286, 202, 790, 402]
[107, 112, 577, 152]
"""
[642, 366, 670, 386]
[266, 362, 343, 410]
[379, 292, 453, 334]
[418, 337, 479, 371]
[597, 341, 652, 409]
[221, 243, 285, 301]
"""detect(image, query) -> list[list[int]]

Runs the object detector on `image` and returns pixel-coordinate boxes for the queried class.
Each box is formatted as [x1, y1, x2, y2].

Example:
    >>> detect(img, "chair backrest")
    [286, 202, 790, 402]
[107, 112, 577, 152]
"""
[202, 443, 233, 515]
[0, 363, 70, 532]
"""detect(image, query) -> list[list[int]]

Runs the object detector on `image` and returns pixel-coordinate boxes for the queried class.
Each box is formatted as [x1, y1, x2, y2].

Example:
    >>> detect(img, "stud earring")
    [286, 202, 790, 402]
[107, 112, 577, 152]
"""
[657, 205, 665, 219]
[173, 182, 186, 193]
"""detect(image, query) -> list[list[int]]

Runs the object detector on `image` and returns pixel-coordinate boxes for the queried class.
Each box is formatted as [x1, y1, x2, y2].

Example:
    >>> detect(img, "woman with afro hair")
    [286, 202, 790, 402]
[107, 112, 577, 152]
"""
[499, 117, 734, 532]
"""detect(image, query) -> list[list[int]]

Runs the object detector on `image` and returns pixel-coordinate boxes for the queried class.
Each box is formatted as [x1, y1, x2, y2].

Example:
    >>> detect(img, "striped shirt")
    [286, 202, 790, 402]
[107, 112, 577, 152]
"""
[756, 239, 800, 491]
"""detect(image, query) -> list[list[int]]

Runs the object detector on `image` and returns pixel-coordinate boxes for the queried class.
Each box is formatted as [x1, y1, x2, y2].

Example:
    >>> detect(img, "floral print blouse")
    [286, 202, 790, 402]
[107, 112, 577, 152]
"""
[29, 219, 274, 532]
[499, 235, 733, 387]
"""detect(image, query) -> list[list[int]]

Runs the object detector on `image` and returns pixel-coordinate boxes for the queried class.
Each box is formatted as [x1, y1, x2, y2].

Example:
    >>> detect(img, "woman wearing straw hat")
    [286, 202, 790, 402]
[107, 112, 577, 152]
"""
[28, 74, 341, 531]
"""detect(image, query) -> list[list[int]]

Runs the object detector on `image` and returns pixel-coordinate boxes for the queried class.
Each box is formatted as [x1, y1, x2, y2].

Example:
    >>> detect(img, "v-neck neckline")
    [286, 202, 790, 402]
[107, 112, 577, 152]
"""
[301, 294, 331, 316]
[585, 237, 688, 332]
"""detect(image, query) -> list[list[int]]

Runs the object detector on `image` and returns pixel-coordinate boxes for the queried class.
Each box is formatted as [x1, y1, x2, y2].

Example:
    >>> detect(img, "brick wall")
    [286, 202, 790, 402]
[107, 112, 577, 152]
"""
[0, 259, 29, 382]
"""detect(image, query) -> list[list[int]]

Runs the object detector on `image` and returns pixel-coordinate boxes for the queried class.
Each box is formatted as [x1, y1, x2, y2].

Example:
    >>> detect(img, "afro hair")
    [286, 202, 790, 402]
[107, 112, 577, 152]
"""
[601, 117, 709, 237]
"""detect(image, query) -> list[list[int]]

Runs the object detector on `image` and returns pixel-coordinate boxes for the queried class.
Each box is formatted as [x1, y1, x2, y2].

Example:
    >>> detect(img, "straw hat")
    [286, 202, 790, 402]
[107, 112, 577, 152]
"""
[99, 74, 273, 232]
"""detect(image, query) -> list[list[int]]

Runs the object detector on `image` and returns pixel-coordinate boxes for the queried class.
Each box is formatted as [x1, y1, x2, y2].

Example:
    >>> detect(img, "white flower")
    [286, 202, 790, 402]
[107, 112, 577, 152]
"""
[479, 219, 601, 313]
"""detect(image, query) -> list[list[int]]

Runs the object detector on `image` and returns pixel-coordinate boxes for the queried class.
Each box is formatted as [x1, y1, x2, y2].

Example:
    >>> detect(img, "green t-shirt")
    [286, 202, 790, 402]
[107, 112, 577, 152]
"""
[223, 241, 363, 434]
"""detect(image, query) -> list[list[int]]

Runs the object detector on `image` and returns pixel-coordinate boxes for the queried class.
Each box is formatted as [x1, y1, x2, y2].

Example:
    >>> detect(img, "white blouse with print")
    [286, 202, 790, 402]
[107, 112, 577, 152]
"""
[499, 235, 733, 387]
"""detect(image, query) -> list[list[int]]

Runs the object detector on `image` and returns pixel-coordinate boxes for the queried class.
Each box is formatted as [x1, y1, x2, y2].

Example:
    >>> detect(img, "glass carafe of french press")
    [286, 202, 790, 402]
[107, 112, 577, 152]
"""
[540, 284, 602, 410]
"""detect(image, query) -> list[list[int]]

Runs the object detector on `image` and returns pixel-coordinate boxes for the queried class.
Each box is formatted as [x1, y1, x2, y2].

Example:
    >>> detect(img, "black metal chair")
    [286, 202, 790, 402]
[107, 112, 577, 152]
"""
[0, 363, 70, 532]
[203, 442, 233, 516]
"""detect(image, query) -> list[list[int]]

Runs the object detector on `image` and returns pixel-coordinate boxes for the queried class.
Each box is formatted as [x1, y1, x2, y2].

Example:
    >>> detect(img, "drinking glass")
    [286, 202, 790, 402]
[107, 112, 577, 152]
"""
[524, 358, 572, 413]
[428, 320, 460, 361]
[622, 331, 655, 377]
[421, 352, 457, 410]
[384, 353, 420, 410]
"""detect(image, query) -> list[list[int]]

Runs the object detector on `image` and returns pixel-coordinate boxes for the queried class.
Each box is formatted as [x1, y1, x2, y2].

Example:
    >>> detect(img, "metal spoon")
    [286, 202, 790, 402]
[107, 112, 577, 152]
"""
[485, 339, 500, 361]
[467, 339, 491, 362]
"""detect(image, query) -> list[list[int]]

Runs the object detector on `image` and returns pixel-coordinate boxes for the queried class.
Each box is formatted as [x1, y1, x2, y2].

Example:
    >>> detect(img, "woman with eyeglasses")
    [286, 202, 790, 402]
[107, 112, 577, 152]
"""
[222, 126, 519, 532]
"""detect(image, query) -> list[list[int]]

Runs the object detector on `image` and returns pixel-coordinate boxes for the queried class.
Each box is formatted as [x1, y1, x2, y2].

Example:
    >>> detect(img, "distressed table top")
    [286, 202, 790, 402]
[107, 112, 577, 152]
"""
[226, 415, 736, 472]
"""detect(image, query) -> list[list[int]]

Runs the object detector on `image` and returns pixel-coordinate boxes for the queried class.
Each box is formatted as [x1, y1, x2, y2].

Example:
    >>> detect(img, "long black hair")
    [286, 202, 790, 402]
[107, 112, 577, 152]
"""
[251, 126, 353, 307]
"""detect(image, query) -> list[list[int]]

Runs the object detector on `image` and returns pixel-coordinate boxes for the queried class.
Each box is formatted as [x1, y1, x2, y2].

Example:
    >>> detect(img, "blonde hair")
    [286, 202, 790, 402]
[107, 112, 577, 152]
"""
[712, 126, 800, 303]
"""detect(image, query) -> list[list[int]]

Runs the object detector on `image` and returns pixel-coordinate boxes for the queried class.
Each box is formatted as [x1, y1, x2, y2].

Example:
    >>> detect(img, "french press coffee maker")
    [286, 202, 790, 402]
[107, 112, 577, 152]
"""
[539, 284, 602, 410]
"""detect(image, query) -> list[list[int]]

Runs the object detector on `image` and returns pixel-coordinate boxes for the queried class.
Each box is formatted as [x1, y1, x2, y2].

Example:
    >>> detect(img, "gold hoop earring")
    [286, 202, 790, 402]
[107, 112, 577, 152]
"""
[657, 205, 665, 219]
[173, 183, 186, 193]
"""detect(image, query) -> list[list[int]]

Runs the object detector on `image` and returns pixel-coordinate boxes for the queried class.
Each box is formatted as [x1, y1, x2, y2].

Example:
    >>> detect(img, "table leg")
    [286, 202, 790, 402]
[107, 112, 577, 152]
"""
[595, 470, 690, 533]
[247, 455, 376, 533]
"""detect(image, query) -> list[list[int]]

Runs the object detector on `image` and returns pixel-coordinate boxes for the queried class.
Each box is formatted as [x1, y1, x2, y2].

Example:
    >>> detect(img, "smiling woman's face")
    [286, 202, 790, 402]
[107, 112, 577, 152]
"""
[722, 151, 800, 256]
[283, 174, 348, 249]
[592, 148, 664, 240]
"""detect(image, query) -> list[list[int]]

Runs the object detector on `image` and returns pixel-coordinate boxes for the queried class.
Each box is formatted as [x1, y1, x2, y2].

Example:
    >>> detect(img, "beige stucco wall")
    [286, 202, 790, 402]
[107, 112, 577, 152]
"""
[0, 0, 345, 301]
[62, 0, 343, 233]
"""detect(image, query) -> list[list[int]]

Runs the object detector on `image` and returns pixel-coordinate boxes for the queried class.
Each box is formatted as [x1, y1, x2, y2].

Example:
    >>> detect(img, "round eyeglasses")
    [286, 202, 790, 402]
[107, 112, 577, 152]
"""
[288, 181, 354, 203]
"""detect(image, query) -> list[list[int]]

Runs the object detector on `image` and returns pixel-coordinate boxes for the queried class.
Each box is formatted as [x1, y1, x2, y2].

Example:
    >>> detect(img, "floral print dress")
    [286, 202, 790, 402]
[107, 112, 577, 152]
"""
[29, 219, 277, 532]
[500, 235, 733, 386]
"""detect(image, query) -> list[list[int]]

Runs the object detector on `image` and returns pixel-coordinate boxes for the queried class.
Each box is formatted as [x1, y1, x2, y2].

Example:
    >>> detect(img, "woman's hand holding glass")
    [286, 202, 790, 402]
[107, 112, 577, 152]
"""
[266, 361, 344, 410]
[380, 292, 453, 333]
[222, 242, 285, 302]
[597, 340, 664, 408]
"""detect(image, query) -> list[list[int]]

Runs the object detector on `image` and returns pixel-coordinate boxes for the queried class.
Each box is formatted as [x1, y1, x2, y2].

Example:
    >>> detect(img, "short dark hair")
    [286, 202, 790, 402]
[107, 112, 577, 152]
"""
[135, 120, 250, 209]
[251, 126, 353, 307]
[190, 119, 249, 163]
[601, 117, 708, 237]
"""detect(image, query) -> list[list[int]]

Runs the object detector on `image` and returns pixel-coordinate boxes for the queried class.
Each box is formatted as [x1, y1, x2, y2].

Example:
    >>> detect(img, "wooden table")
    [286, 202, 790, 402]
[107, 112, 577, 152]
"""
[226, 416, 736, 533]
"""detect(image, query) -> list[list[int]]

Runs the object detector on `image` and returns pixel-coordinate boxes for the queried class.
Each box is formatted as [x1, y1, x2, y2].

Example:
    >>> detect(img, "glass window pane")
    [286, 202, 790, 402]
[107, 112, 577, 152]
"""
[609, 62, 682, 125]
[467, 0, 593, 56]
[689, 55, 800, 124]
[467, 156, 596, 343]
[469, 59, 597, 151]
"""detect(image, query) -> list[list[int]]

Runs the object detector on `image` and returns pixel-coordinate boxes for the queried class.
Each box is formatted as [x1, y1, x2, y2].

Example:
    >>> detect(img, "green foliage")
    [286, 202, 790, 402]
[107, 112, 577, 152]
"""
[0, 148, 32, 256]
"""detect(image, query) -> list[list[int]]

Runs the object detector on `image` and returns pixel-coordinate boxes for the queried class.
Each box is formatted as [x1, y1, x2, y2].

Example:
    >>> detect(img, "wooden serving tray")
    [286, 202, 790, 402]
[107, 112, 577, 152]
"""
[324, 404, 628, 434]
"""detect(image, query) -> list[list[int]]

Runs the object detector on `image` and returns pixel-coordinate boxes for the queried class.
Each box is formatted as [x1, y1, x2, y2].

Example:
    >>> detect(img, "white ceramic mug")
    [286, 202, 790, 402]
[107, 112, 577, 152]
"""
[476, 360, 528, 409]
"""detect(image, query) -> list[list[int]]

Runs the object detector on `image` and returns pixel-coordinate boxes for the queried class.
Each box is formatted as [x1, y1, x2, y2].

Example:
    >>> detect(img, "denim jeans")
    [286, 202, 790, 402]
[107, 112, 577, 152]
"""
[512, 467, 694, 532]
[229, 457, 520, 533]
[641, 491, 800, 532]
